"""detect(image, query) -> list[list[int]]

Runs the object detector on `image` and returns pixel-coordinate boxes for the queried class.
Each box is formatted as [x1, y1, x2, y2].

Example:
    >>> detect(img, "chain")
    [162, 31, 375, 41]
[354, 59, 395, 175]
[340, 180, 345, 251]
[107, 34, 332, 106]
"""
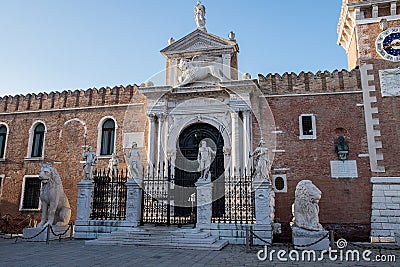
[249, 229, 272, 246]
[294, 232, 329, 248]
[49, 224, 71, 237]
[0, 223, 73, 243]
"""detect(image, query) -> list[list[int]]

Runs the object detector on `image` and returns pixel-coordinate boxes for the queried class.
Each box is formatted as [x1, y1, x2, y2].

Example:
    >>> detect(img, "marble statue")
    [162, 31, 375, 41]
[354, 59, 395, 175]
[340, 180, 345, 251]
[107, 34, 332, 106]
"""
[127, 142, 142, 179]
[37, 163, 71, 228]
[291, 180, 324, 231]
[250, 138, 271, 181]
[82, 146, 97, 180]
[108, 153, 119, 180]
[197, 140, 215, 181]
[194, 0, 206, 30]
[177, 59, 228, 86]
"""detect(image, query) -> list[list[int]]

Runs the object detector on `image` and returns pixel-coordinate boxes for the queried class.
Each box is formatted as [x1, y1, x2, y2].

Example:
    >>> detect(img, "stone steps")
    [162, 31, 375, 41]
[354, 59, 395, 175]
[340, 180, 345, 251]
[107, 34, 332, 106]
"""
[85, 227, 228, 250]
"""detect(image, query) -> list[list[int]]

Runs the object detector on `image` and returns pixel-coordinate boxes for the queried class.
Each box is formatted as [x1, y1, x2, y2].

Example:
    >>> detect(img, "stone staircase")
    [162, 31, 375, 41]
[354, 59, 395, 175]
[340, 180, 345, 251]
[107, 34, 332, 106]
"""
[85, 226, 228, 250]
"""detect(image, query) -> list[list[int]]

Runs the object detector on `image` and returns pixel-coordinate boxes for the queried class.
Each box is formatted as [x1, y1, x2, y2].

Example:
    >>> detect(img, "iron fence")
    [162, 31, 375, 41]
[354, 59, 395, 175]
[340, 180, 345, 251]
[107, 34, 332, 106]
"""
[212, 169, 256, 224]
[91, 169, 128, 220]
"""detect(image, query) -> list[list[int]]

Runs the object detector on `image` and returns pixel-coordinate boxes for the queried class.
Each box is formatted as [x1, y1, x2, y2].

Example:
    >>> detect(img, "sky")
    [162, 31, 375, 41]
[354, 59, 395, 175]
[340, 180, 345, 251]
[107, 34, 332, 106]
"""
[0, 0, 348, 96]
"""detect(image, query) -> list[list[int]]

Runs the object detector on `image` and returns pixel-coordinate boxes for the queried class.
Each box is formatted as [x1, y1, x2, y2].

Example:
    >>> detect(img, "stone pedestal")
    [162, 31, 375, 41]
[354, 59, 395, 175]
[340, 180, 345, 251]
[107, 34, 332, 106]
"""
[126, 178, 142, 227]
[75, 179, 94, 239]
[195, 180, 213, 230]
[23, 225, 72, 241]
[292, 226, 330, 250]
[253, 180, 275, 245]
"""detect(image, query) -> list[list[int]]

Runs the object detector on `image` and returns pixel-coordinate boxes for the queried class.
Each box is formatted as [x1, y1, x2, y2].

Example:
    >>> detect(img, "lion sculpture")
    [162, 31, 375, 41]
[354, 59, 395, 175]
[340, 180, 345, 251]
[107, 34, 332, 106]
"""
[37, 163, 71, 228]
[291, 180, 324, 231]
[178, 59, 228, 86]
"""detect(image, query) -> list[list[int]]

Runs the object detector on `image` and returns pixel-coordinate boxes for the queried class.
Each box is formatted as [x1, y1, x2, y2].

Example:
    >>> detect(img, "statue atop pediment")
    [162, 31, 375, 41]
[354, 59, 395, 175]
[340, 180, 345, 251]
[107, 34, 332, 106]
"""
[195, 0, 206, 31]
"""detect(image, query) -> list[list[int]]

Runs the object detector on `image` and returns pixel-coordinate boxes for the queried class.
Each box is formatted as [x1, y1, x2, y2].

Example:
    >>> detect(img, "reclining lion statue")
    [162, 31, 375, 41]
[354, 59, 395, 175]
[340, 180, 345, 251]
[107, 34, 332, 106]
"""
[291, 180, 324, 231]
[37, 163, 71, 228]
[177, 59, 228, 86]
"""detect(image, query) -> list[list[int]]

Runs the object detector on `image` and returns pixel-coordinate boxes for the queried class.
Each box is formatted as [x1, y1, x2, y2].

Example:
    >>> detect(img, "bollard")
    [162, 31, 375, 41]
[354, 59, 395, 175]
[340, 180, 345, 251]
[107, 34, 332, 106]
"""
[46, 225, 50, 245]
[329, 230, 334, 248]
[70, 223, 74, 240]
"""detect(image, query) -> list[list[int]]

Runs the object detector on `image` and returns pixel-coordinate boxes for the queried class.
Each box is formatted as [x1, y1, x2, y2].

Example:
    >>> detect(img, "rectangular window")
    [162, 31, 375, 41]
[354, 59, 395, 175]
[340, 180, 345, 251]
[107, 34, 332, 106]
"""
[299, 114, 316, 140]
[20, 176, 41, 211]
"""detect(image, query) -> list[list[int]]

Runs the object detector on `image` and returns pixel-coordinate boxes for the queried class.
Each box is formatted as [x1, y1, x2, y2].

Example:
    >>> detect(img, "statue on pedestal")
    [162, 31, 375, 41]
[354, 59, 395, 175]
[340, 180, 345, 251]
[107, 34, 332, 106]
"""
[250, 138, 271, 181]
[291, 180, 324, 231]
[37, 163, 71, 228]
[82, 146, 97, 180]
[197, 140, 215, 182]
[108, 153, 119, 181]
[127, 142, 142, 179]
[194, 0, 206, 31]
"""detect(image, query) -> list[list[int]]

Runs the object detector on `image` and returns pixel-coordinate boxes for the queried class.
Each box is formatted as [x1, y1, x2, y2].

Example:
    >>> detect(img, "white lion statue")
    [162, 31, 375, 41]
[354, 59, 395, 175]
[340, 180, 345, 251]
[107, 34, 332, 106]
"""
[178, 59, 228, 86]
[37, 163, 71, 228]
[291, 180, 324, 231]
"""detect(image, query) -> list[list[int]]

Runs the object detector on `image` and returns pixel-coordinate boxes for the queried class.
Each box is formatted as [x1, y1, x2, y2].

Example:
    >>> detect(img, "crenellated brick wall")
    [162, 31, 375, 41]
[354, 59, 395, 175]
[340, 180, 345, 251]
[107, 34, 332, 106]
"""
[258, 69, 361, 95]
[0, 85, 144, 113]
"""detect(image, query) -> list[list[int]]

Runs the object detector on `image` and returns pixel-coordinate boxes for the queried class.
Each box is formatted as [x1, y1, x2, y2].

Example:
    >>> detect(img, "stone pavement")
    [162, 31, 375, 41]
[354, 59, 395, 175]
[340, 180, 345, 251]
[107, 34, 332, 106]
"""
[0, 238, 399, 267]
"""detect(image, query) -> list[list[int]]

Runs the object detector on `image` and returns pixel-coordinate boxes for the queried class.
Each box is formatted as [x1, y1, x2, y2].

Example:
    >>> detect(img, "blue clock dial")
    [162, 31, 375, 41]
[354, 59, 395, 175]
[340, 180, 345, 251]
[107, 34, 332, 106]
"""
[376, 27, 400, 62]
[382, 32, 400, 56]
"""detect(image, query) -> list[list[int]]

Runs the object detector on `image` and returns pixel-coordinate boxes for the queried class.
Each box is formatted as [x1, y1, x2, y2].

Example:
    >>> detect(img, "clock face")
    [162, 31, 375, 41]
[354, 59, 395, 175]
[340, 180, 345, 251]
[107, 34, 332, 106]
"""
[376, 27, 400, 62]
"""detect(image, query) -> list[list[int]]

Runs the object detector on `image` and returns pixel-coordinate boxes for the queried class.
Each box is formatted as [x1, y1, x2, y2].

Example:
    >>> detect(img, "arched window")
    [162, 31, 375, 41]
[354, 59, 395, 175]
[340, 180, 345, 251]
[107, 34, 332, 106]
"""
[100, 119, 115, 155]
[0, 125, 7, 158]
[31, 123, 45, 157]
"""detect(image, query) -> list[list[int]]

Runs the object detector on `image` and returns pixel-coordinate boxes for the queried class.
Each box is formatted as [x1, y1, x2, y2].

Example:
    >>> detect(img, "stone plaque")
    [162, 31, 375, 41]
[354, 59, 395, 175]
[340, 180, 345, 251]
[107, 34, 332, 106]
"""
[379, 68, 400, 97]
[123, 132, 144, 148]
[330, 160, 358, 178]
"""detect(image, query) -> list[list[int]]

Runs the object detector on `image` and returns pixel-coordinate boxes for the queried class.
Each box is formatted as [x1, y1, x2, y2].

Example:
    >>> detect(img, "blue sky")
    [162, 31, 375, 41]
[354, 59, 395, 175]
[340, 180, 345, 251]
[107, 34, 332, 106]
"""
[0, 0, 347, 96]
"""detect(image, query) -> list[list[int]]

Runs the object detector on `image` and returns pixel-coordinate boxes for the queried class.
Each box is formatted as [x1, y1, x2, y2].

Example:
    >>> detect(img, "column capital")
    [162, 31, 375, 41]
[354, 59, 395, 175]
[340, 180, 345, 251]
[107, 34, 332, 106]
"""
[157, 113, 166, 122]
[148, 113, 156, 122]
[242, 109, 251, 116]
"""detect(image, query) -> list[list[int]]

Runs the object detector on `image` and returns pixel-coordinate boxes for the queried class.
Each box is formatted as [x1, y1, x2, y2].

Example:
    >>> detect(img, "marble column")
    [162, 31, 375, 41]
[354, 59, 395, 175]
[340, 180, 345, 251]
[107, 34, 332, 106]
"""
[125, 178, 142, 227]
[147, 114, 156, 175]
[157, 113, 165, 174]
[252, 179, 275, 245]
[242, 110, 251, 171]
[231, 112, 240, 175]
[195, 180, 213, 230]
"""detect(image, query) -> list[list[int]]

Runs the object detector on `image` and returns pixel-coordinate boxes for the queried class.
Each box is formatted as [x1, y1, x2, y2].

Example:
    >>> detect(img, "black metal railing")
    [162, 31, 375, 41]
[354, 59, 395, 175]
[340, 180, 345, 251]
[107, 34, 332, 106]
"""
[141, 163, 196, 226]
[91, 169, 128, 220]
[212, 169, 256, 224]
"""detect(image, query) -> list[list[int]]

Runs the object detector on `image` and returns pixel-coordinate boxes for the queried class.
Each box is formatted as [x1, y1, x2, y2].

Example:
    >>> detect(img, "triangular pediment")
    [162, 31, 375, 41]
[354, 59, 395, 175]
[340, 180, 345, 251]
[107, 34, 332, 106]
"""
[161, 29, 238, 56]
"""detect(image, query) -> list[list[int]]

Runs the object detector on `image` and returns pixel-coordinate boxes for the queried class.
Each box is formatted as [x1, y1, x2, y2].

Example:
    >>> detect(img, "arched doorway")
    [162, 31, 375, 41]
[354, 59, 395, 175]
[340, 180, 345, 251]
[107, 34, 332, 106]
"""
[174, 123, 225, 218]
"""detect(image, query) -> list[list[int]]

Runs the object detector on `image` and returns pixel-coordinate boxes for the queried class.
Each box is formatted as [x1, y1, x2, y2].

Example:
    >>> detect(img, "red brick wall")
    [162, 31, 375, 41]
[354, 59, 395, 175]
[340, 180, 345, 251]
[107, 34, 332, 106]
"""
[253, 91, 372, 241]
[0, 87, 148, 224]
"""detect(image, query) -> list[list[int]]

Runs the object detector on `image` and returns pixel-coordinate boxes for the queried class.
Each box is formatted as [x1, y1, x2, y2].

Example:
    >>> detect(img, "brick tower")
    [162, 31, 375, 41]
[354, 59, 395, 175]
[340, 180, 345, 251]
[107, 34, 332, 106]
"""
[338, 0, 400, 242]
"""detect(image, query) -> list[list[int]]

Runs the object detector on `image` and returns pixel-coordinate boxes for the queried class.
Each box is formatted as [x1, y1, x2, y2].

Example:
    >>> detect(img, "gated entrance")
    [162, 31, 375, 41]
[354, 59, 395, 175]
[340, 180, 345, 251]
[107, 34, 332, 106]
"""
[174, 123, 225, 218]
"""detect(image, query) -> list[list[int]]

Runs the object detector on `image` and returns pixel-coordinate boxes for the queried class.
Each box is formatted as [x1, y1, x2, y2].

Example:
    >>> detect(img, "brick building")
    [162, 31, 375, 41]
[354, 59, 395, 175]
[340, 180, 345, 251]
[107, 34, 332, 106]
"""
[1, 0, 400, 243]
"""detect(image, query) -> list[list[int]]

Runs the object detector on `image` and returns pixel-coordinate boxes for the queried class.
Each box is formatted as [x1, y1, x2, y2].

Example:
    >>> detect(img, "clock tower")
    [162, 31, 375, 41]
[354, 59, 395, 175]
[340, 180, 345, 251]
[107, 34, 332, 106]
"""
[338, 0, 400, 242]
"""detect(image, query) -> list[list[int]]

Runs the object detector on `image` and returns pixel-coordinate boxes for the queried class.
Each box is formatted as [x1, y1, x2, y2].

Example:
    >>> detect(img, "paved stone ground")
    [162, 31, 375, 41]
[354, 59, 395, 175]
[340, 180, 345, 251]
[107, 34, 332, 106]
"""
[0, 238, 399, 266]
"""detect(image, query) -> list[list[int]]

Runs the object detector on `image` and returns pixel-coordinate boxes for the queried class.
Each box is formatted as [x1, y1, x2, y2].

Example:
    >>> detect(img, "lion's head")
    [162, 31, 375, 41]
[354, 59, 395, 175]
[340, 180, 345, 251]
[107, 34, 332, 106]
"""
[178, 59, 189, 71]
[292, 180, 324, 231]
[39, 162, 61, 186]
